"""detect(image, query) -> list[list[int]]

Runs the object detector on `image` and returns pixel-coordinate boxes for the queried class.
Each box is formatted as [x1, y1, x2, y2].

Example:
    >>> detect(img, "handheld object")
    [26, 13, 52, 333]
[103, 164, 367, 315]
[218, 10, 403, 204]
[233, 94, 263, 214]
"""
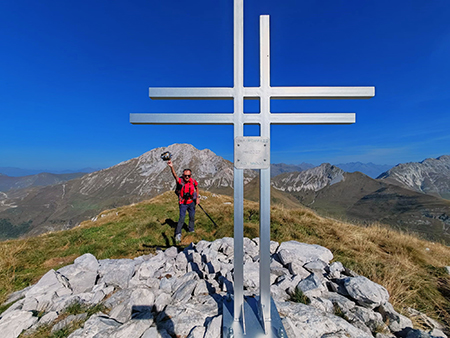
[161, 151, 172, 161]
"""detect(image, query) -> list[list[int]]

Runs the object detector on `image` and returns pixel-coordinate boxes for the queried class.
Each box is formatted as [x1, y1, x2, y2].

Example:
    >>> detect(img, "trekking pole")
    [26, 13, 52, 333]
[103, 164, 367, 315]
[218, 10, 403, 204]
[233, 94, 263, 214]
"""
[198, 204, 218, 227]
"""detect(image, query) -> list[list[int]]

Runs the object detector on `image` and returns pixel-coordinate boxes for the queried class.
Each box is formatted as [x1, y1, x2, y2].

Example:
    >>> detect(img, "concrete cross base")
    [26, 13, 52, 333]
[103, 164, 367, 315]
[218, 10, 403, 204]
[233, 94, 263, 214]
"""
[223, 295, 287, 338]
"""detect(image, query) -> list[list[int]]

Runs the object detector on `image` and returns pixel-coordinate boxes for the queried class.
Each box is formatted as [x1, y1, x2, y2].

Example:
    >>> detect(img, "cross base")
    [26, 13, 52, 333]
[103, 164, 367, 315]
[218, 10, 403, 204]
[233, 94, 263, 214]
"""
[222, 295, 287, 338]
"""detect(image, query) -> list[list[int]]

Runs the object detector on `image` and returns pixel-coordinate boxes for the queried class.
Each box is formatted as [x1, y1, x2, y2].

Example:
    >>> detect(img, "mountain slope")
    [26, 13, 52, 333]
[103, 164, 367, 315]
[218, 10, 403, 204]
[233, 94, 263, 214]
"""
[378, 155, 450, 200]
[0, 144, 256, 238]
[0, 172, 86, 192]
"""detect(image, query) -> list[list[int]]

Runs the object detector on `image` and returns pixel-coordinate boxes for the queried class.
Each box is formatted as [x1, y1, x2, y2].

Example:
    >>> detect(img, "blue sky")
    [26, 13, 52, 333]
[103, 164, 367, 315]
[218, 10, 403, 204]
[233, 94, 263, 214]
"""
[1, 0, 449, 171]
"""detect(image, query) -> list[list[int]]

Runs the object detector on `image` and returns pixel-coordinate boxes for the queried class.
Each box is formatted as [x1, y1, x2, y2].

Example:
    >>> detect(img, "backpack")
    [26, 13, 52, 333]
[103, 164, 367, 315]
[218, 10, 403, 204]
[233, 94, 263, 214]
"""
[175, 178, 197, 202]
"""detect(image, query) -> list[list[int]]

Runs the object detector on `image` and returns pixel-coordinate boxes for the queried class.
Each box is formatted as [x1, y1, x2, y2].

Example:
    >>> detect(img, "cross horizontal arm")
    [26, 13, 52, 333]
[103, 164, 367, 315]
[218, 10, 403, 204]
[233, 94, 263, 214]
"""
[149, 88, 234, 100]
[269, 86, 375, 99]
[242, 113, 355, 124]
[130, 113, 234, 125]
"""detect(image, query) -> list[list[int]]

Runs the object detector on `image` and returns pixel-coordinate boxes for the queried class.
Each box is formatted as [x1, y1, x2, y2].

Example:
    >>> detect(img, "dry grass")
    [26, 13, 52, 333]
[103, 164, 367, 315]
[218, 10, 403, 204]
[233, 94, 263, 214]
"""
[1, 190, 450, 329]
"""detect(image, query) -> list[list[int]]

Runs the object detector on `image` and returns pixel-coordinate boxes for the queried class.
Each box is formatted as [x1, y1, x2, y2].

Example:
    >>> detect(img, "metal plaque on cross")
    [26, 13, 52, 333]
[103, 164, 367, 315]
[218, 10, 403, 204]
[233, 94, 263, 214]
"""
[130, 0, 374, 336]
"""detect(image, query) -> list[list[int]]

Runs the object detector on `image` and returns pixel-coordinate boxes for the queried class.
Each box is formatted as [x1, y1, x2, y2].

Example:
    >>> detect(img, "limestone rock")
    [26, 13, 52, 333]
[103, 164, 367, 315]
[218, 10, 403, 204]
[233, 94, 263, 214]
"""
[277, 241, 333, 265]
[187, 326, 206, 338]
[344, 276, 389, 309]
[173, 279, 197, 303]
[277, 301, 372, 338]
[377, 302, 413, 333]
[328, 261, 345, 279]
[243, 260, 260, 289]
[296, 273, 326, 298]
[67, 313, 122, 338]
[0, 310, 38, 338]
[51, 313, 88, 333]
[23, 269, 72, 311]
[98, 259, 136, 289]
[204, 315, 222, 338]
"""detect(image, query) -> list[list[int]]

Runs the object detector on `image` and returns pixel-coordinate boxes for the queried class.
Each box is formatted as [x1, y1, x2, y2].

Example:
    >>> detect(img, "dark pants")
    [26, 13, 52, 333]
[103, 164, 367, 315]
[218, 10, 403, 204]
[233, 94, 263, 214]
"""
[176, 202, 196, 235]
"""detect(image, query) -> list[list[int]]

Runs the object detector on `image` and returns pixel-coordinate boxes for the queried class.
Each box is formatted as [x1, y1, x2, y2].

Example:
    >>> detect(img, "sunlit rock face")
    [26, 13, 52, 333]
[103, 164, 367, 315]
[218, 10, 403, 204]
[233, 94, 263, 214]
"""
[378, 155, 450, 200]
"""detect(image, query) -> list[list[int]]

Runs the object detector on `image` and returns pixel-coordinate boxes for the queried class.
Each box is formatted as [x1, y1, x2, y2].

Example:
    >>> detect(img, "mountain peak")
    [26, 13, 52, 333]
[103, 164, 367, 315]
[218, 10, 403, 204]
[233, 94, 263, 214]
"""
[378, 155, 450, 199]
[272, 163, 344, 193]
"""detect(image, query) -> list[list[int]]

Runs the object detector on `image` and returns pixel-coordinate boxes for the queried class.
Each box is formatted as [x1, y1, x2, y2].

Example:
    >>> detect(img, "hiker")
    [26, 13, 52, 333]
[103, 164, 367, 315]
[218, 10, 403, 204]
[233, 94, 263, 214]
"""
[167, 160, 199, 242]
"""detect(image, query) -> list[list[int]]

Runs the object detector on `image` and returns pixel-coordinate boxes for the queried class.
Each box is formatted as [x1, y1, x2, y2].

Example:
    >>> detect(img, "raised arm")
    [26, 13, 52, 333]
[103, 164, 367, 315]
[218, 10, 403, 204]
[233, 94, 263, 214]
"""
[167, 160, 178, 181]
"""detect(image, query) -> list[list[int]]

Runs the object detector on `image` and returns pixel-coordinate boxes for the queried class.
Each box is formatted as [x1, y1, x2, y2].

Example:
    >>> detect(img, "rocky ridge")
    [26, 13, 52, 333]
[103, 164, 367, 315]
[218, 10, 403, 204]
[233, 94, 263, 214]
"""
[378, 156, 450, 200]
[271, 163, 345, 193]
[1, 238, 445, 338]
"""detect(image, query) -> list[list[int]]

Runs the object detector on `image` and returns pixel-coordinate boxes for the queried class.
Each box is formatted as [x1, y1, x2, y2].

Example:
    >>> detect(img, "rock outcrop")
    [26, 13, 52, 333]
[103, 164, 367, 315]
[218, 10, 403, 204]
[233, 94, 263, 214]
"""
[0, 239, 445, 338]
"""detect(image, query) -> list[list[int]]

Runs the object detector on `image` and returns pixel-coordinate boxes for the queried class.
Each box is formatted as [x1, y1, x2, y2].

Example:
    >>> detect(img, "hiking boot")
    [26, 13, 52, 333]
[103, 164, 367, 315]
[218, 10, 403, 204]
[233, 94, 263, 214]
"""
[175, 233, 181, 243]
[188, 229, 195, 233]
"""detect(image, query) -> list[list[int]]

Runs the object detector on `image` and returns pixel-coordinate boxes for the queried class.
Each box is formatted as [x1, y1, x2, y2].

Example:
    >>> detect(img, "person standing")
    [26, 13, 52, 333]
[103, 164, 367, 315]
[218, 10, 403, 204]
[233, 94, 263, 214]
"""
[167, 160, 199, 243]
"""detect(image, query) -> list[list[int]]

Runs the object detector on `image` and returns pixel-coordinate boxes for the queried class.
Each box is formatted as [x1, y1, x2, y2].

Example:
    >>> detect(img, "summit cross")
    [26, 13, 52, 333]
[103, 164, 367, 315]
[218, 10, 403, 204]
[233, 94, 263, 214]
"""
[130, 0, 374, 336]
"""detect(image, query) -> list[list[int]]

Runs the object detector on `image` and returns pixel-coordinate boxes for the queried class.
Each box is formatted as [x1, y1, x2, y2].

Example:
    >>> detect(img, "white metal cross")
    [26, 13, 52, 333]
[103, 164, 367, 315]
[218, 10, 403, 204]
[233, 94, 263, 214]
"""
[131, 0, 374, 336]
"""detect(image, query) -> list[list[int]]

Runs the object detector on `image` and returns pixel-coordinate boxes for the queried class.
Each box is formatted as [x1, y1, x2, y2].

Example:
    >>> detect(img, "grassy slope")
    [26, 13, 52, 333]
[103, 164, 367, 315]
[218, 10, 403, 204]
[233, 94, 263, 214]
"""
[1, 190, 450, 329]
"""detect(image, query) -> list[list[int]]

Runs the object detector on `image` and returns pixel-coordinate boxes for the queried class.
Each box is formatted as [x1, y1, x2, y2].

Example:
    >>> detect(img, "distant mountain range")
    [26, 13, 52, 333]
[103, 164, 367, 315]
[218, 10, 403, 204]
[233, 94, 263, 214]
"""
[0, 172, 86, 192]
[0, 167, 101, 177]
[272, 163, 450, 243]
[1, 145, 449, 243]
[270, 163, 315, 177]
[270, 162, 391, 179]
[334, 162, 393, 179]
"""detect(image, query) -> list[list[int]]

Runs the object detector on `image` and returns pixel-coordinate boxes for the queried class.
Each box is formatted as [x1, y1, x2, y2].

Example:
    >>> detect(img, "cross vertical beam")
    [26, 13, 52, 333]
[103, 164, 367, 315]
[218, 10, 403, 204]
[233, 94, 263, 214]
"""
[259, 15, 271, 330]
[233, 0, 244, 324]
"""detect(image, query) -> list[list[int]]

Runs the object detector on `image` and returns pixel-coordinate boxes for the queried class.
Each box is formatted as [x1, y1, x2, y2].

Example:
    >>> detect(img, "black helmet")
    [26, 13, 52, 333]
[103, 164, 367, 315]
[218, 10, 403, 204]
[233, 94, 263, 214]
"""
[161, 151, 172, 161]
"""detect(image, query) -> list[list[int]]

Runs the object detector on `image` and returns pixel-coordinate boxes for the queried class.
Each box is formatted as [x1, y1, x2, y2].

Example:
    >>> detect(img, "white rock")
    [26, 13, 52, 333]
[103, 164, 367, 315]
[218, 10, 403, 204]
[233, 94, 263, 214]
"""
[175, 252, 188, 272]
[51, 313, 87, 333]
[243, 237, 259, 258]
[154, 293, 172, 313]
[288, 261, 310, 278]
[243, 260, 260, 289]
[24, 269, 72, 311]
[0, 310, 38, 338]
[173, 279, 197, 303]
[109, 318, 153, 338]
[109, 287, 154, 323]
[328, 261, 345, 279]
[158, 299, 219, 338]
[309, 296, 334, 313]
[296, 273, 326, 298]
[137, 253, 166, 280]
[344, 276, 389, 309]
[164, 247, 178, 260]
[98, 259, 136, 289]
[325, 292, 356, 312]
[204, 315, 222, 338]
[187, 326, 206, 338]
[304, 260, 328, 275]
[38, 311, 59, 326]
[277, 241, 333, 265]
[377, 302, 413, 333]
[193, 279, 209, 296]
[171, 271, 199, 292]
[277, 302, 372, 338]
[348, 306, 385, 333]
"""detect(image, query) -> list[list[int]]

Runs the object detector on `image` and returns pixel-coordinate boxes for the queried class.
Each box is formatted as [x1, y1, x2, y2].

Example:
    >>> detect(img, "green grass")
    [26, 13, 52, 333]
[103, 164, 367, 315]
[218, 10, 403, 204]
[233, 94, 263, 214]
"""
[1, 190, 450, 331]
[289, 288, 311, 305]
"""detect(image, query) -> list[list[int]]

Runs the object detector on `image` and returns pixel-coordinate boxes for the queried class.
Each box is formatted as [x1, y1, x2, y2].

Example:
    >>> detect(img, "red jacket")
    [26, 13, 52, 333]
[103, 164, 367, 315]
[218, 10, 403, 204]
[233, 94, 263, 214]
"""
[177, 177, 198, 204]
